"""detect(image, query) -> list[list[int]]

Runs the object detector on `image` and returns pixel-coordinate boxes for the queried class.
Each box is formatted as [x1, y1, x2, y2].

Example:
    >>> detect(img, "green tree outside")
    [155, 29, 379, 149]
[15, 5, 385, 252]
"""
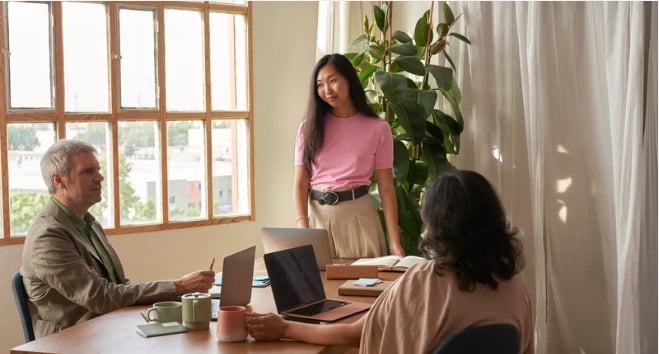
[10, 192, 49, 235]
[8, 125, 40, 151]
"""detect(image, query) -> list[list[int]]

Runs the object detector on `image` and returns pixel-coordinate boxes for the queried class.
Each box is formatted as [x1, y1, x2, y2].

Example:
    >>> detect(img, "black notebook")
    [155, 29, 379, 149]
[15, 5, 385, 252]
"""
[136, 323, 188, 338]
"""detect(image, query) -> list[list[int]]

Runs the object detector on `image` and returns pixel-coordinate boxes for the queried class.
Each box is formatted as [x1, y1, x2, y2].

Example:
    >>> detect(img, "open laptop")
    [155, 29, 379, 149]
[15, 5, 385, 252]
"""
[264, 245, 371, 322]
[261, 227, 333, 270]
[211, 245, 255, 320]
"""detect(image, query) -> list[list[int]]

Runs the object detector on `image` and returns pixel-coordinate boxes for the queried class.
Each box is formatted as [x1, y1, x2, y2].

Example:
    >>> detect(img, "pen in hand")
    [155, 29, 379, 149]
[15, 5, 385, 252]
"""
[209, 257, 215, 271]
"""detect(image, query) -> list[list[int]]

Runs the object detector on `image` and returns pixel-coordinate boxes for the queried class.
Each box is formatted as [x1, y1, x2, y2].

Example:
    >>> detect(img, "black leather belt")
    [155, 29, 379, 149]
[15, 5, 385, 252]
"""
[310, 185, 369, 205]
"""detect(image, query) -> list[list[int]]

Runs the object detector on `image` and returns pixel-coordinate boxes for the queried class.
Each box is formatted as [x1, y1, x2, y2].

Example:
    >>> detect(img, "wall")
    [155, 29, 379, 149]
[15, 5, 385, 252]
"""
[0, 2, 318, 351]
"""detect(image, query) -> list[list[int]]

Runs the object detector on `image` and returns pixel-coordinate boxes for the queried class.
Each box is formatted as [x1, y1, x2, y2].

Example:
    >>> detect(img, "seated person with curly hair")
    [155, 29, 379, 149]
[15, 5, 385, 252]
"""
[246, 170, 534, 354]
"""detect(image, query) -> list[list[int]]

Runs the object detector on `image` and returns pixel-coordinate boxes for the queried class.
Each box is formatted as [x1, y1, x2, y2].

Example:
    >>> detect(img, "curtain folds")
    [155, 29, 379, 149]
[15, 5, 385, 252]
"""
[319, 2, 657, 353]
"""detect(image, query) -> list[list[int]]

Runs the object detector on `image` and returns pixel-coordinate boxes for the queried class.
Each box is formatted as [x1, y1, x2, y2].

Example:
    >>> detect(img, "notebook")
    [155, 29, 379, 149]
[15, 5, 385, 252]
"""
[136, 322, 188, 338]
[261, 227, 333, 270]
[211, 245, 255, 320]
[264, 245, 371, 322]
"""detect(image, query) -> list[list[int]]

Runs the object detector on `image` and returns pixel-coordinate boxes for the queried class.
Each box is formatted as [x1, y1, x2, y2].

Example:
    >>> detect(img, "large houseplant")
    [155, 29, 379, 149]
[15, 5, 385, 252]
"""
[345, 2, 470, 255]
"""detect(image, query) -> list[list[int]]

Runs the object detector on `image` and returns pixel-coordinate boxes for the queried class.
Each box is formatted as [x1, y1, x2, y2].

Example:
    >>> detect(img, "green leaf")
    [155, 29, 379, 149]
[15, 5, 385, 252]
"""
[390, 43, 418, 56]
[443, 3, 455, 26]
[393, 56, 426, 76]
[392, 30, 413, 43]
[368, 44, 385, 59]
[425, 64, 453, 91]
[440, 81, 464, 137]
[409, 159, 429, 186]
[429, 113, 457, 154]
[436, 23, 449, 37]
[392, 140, 409, 183]
[350, 34, 368, 47]
[433, 109, 461, 133]
[353, 51, 365, 66]
[422, 144, 452, 177]
[374, 5, 386, 32]
[449, 32, 471, 45]
[344, 52, 358, 61]
[358, 62, 378, 86]
[414, 10, 430, 46]
[444, 51, 456, 71]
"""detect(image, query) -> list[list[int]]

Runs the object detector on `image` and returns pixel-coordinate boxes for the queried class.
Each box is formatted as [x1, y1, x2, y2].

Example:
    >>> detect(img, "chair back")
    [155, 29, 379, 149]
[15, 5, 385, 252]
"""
[433, 323, 519, 354]
[12, 271, 35, 342]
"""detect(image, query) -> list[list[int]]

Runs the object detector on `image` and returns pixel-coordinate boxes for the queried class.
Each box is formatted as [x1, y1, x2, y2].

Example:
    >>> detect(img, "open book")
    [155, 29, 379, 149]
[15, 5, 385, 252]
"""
[351, 255, 426, 272]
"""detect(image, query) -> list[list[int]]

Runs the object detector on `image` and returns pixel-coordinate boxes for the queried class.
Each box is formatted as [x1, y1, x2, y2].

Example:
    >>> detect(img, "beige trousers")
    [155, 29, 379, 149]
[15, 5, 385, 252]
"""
[308, 193, 387, 258]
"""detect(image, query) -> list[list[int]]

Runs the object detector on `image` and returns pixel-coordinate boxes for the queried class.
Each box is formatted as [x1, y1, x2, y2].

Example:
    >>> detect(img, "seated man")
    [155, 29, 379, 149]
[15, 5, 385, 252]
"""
[21, 140, 215, 338]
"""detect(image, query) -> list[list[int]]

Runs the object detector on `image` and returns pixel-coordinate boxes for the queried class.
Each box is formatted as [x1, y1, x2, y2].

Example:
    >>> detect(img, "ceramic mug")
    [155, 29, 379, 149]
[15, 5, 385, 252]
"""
[182, 292, 212, 330]
[141, 301, 182, 323]
[216, 305, 247, 342]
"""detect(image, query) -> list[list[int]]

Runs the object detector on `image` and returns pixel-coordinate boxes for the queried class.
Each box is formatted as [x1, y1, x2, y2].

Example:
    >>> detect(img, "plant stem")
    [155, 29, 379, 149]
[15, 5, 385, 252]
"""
[421, 2, 434, 89]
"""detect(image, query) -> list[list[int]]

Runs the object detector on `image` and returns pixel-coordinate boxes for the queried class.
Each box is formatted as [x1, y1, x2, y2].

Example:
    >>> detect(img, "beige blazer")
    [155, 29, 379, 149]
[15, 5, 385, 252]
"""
[21, 199, 177, 338]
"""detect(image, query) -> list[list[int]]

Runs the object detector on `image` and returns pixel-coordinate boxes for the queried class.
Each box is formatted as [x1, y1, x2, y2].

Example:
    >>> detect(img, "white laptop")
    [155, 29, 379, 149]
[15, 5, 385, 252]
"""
[260, 227, 334, 270]
[211, 245, 255, 320]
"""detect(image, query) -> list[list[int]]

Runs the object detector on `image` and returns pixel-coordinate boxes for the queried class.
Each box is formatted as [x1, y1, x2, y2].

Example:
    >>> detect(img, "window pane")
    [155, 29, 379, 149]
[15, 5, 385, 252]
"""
[118, 121, 162, 225]
[167, 120, 206, 221]
[212, 119, 249, 216]
[65, 122, 113, 228]
[62, 2, 109, 112]
[8, 123, 55, 236]
[119, 8, 157, 109]
[210, 13, 248, 111]
[7, 2, 52, 109]
[165, 9, 204, 112]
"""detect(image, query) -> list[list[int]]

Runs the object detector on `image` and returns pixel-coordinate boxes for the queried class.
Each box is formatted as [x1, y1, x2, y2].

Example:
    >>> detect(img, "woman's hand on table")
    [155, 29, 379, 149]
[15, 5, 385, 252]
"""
[246, 313, 288, 341]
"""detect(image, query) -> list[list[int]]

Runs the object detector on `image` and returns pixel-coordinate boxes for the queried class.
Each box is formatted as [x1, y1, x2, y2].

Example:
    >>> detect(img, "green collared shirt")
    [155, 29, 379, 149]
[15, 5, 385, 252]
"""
[51, 196, 118, 283]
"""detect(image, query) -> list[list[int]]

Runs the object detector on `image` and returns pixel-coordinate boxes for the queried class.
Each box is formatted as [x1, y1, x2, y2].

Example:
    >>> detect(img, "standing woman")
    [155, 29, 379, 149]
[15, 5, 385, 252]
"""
[294, 53, 404, 258]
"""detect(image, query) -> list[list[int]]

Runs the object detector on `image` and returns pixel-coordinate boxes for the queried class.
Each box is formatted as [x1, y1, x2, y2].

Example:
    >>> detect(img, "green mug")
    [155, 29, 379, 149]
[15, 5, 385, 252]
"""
[141, 301, 182, 323]
[182, 292, 212, 330]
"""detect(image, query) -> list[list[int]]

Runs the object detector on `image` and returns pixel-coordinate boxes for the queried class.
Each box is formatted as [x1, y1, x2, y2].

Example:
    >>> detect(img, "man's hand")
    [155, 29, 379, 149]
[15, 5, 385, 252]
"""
[246, 313, 288, 341]
[174, 270, 215, 294]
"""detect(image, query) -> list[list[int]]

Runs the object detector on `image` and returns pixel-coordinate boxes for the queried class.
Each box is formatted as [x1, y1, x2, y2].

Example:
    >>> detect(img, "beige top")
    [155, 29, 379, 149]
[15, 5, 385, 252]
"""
[360, 260, 534, 354]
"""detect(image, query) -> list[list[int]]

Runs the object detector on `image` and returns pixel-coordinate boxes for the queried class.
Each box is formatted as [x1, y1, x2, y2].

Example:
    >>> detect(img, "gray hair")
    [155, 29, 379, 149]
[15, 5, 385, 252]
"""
[41, 140, 97, 194]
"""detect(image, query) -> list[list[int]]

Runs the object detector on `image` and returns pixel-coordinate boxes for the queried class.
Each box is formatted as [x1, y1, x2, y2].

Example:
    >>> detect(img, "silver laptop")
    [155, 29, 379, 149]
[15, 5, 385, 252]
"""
[261, 227, 333, 270]
[265, 245, 370, 322]
[211, 245, 255, 320]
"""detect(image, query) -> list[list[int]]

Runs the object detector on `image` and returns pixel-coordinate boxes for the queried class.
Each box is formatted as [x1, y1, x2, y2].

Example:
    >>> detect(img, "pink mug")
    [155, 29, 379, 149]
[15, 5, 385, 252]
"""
[216, 305, 247, 342]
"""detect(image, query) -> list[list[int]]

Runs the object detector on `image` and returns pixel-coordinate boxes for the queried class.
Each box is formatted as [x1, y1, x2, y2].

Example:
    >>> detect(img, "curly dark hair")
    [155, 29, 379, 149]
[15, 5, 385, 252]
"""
[419, 170, 524, 291]
[301, 53, 379, 175]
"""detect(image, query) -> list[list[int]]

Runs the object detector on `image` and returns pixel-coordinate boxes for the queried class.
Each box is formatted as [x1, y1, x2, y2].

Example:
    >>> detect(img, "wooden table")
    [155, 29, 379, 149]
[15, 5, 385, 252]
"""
[11, 269, 401, 354]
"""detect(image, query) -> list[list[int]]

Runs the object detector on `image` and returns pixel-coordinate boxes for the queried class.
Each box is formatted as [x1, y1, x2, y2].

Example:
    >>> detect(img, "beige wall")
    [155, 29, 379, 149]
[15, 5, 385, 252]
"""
[0, 2, 318, 351]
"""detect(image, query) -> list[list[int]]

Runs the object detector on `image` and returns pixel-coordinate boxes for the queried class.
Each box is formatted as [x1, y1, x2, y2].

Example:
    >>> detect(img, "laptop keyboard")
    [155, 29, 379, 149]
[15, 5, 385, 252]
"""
[287, 299, 349, 316]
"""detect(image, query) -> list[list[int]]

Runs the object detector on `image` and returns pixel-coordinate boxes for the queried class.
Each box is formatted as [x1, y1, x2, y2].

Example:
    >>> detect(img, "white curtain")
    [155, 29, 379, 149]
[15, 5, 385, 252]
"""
[319, 2, 657, 354]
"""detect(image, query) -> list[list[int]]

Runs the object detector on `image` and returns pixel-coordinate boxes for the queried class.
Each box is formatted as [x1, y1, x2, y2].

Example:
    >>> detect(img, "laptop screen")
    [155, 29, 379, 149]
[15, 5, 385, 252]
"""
[264, 245, 326, 313]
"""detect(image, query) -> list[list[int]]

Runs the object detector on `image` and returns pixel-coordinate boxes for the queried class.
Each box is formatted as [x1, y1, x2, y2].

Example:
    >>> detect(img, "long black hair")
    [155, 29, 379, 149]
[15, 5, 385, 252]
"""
[301, 54, 379, 175]
[419, 170, 524, 291]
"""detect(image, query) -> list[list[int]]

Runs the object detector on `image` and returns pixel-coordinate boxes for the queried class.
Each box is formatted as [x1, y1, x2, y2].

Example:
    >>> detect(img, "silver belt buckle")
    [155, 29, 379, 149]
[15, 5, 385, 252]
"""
[320, 191, 339, 205]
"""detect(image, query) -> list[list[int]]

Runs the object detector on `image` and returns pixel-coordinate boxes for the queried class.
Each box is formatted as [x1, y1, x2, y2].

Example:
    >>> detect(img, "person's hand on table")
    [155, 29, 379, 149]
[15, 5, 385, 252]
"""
[246, 313, 288, 341]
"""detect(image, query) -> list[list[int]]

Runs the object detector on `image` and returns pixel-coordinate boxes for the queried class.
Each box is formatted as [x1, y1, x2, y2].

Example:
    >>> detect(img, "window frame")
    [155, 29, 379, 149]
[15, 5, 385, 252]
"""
[0, 1, 254, 245]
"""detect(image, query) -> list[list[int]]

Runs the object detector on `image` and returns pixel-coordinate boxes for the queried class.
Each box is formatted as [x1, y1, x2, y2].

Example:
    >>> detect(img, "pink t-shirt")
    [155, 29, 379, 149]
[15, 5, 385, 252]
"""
[295, 112, 393, 189]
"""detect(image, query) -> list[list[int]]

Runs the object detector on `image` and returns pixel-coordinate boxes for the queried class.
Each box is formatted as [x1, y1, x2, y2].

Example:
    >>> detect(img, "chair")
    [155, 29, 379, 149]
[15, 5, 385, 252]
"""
[12, 271, 35, 342]
[433, 323, 519, 354]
